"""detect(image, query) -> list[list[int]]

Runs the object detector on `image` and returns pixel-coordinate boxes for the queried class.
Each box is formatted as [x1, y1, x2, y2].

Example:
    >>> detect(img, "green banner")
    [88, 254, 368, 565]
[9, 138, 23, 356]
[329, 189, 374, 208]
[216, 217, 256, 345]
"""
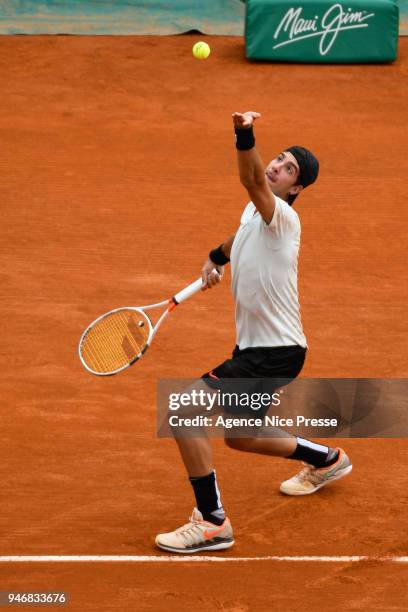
[246, 0, 399, 62]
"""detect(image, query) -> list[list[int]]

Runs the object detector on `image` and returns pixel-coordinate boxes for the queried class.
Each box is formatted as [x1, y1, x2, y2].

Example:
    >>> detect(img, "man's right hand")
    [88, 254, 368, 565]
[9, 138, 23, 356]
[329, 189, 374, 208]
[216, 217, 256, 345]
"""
[201, 259, 224, 291]
[232, 111, 261, 129]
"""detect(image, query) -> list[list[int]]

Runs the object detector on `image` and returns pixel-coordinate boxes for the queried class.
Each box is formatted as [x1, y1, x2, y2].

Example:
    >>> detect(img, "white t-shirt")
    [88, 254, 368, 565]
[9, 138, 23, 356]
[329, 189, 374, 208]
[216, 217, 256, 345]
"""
[230, 197, 307, 349]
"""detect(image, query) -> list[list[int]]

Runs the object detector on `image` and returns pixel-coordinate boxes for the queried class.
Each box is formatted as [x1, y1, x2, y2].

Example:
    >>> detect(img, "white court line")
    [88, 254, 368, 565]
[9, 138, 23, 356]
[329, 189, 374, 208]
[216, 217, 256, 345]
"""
[0, 555, 407, 563]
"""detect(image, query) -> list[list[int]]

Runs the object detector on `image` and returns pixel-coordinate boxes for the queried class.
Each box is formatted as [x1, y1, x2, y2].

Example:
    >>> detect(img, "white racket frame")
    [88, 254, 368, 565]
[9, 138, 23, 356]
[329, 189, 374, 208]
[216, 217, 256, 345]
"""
[79, 277, 205, 376]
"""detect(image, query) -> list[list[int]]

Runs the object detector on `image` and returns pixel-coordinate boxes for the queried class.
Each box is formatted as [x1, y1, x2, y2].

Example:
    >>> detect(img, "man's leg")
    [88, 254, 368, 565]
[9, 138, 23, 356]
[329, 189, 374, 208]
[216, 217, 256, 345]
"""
[224, 434, 338, 466]
[224, 435, 352, 495]
[224, 433, 296, 457]
[168, 379, 227, 524]
[174, 435, 226, 524]
[155, 380, 234, 553]
[174, 435, 213, 478]
[208, 343, 352, 494]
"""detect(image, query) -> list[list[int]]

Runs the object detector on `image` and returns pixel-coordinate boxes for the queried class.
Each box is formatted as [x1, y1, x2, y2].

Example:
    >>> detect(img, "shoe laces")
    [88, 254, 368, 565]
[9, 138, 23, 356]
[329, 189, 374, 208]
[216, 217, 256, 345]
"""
[297, 463, 325, 485]
[174, 513, 203, 538]
[176, 522, 206, 547]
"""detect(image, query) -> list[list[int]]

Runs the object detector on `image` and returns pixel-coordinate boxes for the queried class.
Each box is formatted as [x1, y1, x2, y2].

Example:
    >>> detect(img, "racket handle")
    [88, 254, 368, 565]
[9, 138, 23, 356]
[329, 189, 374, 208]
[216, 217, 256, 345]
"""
[173, 277, 204, 305]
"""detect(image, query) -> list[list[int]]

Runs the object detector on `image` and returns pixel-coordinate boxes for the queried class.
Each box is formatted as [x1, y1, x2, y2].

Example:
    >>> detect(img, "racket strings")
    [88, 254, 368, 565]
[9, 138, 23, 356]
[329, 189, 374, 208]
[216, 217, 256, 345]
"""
[81, 310, 150, 374]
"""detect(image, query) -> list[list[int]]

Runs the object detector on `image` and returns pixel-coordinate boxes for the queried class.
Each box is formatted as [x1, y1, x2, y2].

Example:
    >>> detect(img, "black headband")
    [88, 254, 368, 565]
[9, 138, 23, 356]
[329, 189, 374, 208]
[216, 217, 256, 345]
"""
[285, 146, 319, 188]
[284, 146, 319, 205]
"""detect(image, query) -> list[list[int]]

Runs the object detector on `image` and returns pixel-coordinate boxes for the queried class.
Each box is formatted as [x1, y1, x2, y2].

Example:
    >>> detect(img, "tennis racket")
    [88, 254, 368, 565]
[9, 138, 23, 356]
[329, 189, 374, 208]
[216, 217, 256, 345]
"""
[79, 277, 206, 376]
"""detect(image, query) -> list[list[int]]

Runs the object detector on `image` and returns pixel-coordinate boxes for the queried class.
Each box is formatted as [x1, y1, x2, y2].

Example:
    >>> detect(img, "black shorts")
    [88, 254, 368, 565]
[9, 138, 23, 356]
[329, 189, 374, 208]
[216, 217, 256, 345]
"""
[202, 345, 306, 418]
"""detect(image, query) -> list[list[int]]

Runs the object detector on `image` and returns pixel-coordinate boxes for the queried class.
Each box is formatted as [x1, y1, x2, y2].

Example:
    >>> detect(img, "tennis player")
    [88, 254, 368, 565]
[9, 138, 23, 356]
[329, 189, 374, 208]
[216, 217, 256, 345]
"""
[155, 111, 352, 553]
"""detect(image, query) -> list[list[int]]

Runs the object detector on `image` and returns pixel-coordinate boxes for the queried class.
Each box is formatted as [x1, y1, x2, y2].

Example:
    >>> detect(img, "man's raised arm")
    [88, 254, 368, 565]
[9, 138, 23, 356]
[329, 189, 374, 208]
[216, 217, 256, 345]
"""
[233, 111, 276, 225]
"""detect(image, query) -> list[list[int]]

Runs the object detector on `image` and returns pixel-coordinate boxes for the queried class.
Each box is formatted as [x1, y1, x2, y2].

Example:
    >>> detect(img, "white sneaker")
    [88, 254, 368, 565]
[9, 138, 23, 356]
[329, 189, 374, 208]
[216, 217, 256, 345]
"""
[155, 508, 234, 554]
[280, 448, 352, 496]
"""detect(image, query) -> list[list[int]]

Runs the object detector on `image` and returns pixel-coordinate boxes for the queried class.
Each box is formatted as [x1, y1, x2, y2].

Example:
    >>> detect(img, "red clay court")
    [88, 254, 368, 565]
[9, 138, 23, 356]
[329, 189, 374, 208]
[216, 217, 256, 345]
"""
[1, 33, 407, 610]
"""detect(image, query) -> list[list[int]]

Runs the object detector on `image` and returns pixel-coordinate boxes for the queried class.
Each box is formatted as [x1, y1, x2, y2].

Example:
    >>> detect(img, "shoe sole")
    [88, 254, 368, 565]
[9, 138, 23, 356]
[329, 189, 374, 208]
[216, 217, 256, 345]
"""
[156, 539, 235, 554]
[280, 464, 353, 496]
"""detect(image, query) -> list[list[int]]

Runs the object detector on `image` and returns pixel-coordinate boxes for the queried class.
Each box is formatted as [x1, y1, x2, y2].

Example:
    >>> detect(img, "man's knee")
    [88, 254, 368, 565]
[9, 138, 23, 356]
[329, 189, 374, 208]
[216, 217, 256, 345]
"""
[224, 437, 255, 452]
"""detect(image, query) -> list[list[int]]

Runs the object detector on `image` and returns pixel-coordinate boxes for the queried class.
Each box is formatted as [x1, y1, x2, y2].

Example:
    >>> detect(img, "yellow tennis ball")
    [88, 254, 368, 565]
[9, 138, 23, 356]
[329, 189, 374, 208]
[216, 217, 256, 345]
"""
[192, 41, 211, 60]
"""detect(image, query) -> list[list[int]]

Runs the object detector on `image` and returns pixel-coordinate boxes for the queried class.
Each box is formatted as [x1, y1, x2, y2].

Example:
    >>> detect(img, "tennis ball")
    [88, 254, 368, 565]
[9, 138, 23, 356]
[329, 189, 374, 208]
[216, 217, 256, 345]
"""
[192, 41, 211, 60]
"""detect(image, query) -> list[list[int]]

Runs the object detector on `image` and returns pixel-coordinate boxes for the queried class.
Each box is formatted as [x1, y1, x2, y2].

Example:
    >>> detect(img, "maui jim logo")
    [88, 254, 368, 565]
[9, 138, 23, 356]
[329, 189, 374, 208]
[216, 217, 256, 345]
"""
[273, 4, 375, 55]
